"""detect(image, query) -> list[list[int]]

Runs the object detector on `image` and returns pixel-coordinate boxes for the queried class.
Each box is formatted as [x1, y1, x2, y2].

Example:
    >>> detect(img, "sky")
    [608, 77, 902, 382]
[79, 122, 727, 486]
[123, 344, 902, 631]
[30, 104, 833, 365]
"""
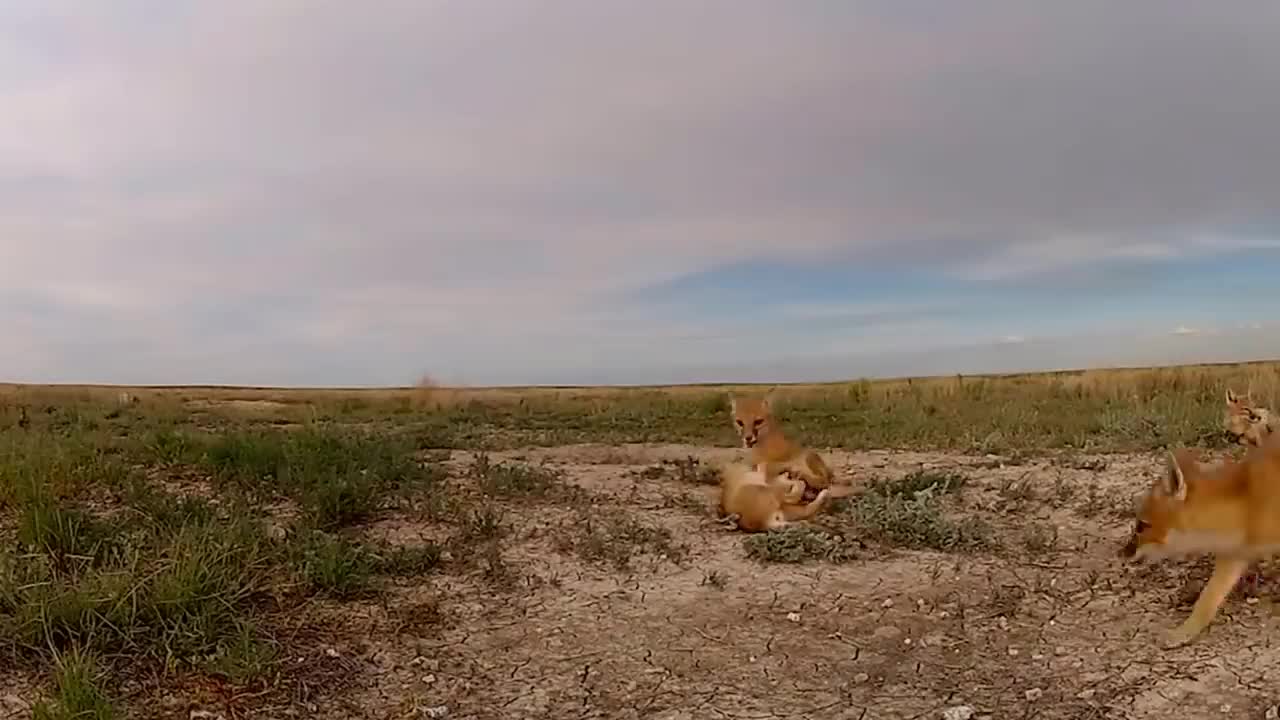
[2, 1, 1280, 387]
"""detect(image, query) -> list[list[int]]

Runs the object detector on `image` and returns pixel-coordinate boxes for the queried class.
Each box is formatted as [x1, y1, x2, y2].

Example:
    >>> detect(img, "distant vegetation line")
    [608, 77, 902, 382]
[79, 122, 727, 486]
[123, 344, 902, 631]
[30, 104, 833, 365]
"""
[2, 356, 1279, 393]
[3, 358, 1279, 456]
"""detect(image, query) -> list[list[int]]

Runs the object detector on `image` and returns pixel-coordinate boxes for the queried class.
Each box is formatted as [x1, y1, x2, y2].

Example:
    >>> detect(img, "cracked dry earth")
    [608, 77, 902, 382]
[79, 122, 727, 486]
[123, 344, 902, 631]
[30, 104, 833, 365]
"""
[10, 444, 1280, 719]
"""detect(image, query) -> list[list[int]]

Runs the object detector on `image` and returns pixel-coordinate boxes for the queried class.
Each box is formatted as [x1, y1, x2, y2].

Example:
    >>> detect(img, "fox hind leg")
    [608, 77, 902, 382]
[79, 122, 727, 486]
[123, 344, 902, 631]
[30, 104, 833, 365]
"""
[779, 489, 831, 522]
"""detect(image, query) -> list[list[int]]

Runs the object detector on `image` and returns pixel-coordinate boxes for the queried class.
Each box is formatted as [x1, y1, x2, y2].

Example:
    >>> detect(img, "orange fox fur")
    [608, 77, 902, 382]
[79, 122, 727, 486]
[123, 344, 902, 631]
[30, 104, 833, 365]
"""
[1119, 442, 1280, 647]
[1224, 388, 1274, 448]
[727, 391, 840, 490]
[717, 462, 847, 532]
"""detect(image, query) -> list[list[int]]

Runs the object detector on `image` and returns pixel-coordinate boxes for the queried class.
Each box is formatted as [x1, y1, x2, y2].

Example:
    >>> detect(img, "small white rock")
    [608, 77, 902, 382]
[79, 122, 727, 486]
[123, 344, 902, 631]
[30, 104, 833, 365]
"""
[941, 705, 975, 720]
[853, 673, 870, 684]
[421, 674, 436, 685]
[1264, 705, 1278, 720]
[1219, 703, 1232, 714]
[325, 647, 340, 658]
[1024, 688, 1043, 702]
[1007, 648, 1019, 656]
[420, 706, 450, 719]
[786, 612, 801, 623]
[882, 598, 894, 609]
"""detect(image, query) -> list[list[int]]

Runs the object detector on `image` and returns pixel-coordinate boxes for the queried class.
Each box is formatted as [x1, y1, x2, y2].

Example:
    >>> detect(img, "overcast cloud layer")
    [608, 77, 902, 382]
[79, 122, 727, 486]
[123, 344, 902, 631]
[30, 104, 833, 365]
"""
[3, 1, 1279, 386]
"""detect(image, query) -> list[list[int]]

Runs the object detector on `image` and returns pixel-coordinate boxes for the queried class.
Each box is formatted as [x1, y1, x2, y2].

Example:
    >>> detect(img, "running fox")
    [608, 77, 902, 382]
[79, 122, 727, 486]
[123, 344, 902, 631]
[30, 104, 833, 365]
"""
[1224, 389, 1274, 448]
[727, 391, 839, 490]
[717, 462, 844, 532]
[1119, 442, 1280, 647]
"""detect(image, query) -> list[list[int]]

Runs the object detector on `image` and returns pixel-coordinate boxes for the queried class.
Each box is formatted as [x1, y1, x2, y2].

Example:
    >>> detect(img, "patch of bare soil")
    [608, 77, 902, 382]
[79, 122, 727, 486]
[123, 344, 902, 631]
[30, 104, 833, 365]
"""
[316, 447, 1280, 718]
[0, 674, 37, 719]
[351, 450, 1254, 717]
[21, 445, 1280, 719]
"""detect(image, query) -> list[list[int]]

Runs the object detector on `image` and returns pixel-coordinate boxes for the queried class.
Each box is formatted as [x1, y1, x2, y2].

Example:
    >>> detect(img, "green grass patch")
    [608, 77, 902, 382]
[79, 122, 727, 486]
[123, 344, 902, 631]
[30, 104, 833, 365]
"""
[293, 530, 375, 599]
[846, 469, 995, 552]
[32, 648, 117, 720]
[742, 525, 861, 564]
[202, 427, 445, 528]
[468, 453, 567, 499]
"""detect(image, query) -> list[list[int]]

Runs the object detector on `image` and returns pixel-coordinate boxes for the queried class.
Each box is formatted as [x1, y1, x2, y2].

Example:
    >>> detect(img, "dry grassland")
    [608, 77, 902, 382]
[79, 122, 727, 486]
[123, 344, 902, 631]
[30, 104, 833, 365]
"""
[3, 360, 1280, 719]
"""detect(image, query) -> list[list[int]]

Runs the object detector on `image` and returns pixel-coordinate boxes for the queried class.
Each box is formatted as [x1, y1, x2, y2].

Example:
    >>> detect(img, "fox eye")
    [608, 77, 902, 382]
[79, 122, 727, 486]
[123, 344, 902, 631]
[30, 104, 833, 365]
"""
[753, 419, 763, 427]
[734, 420, 743, 427]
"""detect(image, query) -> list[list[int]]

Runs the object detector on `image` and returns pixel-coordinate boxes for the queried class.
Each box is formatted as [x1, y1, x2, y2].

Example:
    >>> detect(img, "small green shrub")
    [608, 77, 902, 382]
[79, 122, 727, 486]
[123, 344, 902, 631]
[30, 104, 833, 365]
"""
[31, 649, 117, 720]
[742, 525, 860, 564]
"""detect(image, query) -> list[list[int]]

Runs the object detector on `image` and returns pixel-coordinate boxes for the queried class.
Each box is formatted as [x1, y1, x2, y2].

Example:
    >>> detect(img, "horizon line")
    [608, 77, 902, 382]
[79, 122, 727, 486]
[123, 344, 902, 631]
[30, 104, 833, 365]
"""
[3, 357, 1276, 394]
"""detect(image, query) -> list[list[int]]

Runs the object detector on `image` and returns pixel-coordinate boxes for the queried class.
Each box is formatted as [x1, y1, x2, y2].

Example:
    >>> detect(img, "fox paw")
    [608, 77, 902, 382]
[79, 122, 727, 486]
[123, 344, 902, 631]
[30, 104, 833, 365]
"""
[1161, 624, 1203, 649]
[717, 513, 741, 528]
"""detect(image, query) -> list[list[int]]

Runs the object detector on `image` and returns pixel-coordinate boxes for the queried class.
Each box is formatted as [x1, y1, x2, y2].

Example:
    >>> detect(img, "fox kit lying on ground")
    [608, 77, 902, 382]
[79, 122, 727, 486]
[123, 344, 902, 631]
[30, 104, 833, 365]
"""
[728, 391, 840, 490]
[1224, 389, 1273, 448]
[1119, 442, 1280, 647]
[717, 462, 847, 532]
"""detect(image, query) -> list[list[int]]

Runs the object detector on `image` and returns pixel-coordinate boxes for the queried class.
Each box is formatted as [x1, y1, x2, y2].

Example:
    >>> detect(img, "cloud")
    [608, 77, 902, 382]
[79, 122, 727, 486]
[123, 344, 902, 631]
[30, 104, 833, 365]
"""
[2, 1, 1279, 384]
[1172, 326, 1201, 337]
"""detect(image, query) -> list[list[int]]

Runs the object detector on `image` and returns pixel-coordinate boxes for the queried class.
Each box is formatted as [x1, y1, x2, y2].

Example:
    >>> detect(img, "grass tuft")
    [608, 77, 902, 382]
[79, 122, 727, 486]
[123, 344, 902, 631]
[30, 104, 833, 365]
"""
[469, 453, 566, 498]
[371, 542, 444, 577]
[742, 525, 861, 564]
[553, 510, 687, 571]
[294, 530, 375, 599]
[31, 648, 117, 720]
[846, 469, 995, 552]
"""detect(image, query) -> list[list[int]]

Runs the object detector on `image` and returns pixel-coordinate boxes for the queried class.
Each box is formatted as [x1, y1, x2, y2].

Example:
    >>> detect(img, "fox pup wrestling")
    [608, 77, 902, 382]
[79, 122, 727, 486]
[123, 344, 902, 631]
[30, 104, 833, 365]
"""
[1119, 440, 1280, 647]
[728, 391, 842, 491]
[1224, 388, 1274, 448]
[717, 462, 849, 532]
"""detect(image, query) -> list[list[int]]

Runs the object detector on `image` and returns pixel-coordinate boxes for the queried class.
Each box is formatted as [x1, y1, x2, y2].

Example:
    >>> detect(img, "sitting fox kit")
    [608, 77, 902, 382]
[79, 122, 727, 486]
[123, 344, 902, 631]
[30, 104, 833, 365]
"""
[1224, 389, 1274, 448]
[717, 462, 839, 532]
[727, 391, 837, 490]
[1120, 442, 1280, 647]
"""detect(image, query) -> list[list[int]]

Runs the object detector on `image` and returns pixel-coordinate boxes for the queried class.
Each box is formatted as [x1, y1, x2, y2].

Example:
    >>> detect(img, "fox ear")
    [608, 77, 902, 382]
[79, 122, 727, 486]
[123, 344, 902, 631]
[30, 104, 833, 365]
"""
[1226, 389, 1240, 405]
[727, 392, 738, 411]
[1162, 450, 1189, 501]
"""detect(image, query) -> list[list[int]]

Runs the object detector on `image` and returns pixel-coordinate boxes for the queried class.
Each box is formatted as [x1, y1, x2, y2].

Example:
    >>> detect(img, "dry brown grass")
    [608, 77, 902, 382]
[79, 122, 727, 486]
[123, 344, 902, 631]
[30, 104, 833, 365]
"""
[6, 357, 1279, 407]
[8, 359, 1278, 455]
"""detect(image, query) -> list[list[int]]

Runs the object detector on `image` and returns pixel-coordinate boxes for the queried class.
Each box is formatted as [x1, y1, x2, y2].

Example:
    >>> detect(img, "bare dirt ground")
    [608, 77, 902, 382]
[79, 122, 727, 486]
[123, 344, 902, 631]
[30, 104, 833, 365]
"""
[8, 444, 1280, 720]
[272, 446, 1280, 718]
